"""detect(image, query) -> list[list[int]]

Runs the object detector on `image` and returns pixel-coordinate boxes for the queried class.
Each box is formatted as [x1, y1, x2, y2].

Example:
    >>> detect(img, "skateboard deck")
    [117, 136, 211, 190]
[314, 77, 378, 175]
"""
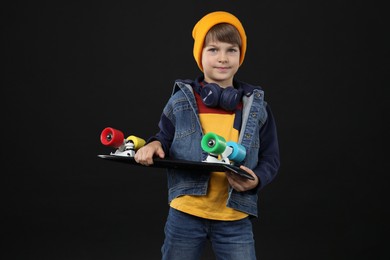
[97, 154, 254, 180]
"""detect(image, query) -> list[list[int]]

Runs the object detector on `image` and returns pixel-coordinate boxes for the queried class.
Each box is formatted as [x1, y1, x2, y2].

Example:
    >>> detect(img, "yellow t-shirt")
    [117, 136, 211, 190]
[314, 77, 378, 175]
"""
[170, 90, 248, 220]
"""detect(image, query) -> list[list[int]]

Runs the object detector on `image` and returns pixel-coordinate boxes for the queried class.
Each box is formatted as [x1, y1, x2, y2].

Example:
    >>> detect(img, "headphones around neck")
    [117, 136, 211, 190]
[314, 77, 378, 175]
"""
[200, 83, 242, 111]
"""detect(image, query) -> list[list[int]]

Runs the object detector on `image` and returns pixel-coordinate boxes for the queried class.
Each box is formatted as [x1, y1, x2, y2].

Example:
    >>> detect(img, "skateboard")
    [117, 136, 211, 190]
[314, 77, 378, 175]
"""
[98, 127, 254, 180]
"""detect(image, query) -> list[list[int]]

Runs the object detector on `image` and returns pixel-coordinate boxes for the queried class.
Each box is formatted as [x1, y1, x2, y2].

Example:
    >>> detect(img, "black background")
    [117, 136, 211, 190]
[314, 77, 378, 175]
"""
[2, 0, 388, 259]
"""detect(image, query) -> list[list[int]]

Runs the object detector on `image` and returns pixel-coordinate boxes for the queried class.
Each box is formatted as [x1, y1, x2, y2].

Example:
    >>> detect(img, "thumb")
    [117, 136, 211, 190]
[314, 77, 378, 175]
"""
[156, 147, 165, 158]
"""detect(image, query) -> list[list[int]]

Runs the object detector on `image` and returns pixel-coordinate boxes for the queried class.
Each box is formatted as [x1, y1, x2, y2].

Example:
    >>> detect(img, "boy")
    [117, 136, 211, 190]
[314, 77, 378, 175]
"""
[135, 11, 280, 259]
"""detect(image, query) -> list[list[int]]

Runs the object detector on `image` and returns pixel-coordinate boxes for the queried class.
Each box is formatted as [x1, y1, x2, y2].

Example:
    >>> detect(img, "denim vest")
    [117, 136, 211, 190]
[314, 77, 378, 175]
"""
[162, 80, 268, 217]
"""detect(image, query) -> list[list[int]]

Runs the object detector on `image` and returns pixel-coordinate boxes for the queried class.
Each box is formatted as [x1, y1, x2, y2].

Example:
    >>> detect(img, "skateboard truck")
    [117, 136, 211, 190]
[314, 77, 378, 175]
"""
[201, 132, 246, 165]
[100, 127, 146, 157]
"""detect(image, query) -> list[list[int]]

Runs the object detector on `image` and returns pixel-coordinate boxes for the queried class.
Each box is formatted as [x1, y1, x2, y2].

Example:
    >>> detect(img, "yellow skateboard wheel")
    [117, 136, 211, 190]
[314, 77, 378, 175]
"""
[126, 135, 146, 150]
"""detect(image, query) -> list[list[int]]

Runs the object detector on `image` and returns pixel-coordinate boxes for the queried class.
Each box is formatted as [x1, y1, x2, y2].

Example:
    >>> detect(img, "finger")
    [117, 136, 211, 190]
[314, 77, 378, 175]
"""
[139, 154, 151, 165]
[226, 170, 245, 183]
[226, 175, 239, 191]
[231, 183, 242, 192]
[239, 165, 258, 182]
[225, 172, 236, 184]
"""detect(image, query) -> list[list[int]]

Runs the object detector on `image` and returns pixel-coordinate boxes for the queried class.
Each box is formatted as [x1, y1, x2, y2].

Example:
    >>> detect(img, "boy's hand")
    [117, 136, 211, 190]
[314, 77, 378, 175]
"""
[226, 165, 259, 192]
[134, 140, 165, 166]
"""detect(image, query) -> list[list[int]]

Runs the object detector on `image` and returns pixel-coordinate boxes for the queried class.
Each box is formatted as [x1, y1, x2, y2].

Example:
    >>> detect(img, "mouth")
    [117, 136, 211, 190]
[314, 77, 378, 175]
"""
[215, 66, 230, 71]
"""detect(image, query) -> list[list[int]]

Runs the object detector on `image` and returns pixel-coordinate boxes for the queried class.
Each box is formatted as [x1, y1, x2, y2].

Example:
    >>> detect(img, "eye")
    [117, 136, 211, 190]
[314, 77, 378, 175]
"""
[208, 47, 218, 53]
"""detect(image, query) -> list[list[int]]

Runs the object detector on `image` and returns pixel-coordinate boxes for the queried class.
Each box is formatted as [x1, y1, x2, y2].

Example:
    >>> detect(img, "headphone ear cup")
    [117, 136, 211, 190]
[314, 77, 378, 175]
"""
[219, 87, 240, 111]
[200, 83, 222, 107]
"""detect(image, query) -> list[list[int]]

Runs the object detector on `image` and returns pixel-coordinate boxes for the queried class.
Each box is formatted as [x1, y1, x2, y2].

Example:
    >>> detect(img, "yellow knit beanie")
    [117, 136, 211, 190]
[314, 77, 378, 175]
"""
[192, 11, 247, 71]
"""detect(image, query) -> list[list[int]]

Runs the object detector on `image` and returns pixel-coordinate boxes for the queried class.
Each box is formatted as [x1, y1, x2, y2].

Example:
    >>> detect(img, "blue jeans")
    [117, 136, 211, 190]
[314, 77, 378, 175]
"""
[161, 207, 257, 260]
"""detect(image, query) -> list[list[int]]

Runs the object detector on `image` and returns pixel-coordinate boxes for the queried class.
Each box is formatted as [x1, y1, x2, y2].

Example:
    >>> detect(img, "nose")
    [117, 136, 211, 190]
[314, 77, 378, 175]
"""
[218, 52, 228, 63]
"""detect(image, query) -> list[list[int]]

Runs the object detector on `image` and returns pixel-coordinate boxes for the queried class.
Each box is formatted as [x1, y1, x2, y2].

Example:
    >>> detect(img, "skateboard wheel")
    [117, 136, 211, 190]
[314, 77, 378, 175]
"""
[126, 135, 146, 150]
[226, 141, 246, 163]
[100, 127, 124, 148]
[201, 132, 226, 154]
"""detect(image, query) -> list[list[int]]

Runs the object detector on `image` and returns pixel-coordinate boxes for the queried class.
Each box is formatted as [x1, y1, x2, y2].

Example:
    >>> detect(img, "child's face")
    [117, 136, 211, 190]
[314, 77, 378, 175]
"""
[201, 40, 240, 88]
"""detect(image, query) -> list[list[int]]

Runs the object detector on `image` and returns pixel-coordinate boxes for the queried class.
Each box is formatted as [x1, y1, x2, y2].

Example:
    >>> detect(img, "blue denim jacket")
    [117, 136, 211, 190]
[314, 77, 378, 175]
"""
[151, 78, 280, 217]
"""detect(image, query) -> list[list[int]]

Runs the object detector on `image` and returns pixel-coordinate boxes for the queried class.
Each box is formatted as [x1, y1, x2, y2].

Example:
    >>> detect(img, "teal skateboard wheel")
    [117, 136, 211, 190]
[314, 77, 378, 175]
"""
[226, 141, 246, 163]
[201, 132, 226, 154]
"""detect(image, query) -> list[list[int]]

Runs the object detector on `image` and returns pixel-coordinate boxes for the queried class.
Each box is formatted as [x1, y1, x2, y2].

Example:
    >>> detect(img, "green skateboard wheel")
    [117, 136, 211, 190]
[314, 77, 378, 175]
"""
[201, 132, 226, 154]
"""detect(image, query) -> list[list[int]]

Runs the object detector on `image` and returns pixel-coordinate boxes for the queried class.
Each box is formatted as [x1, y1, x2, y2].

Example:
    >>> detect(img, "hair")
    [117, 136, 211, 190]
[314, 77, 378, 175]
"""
[204, 23, 242, 48]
